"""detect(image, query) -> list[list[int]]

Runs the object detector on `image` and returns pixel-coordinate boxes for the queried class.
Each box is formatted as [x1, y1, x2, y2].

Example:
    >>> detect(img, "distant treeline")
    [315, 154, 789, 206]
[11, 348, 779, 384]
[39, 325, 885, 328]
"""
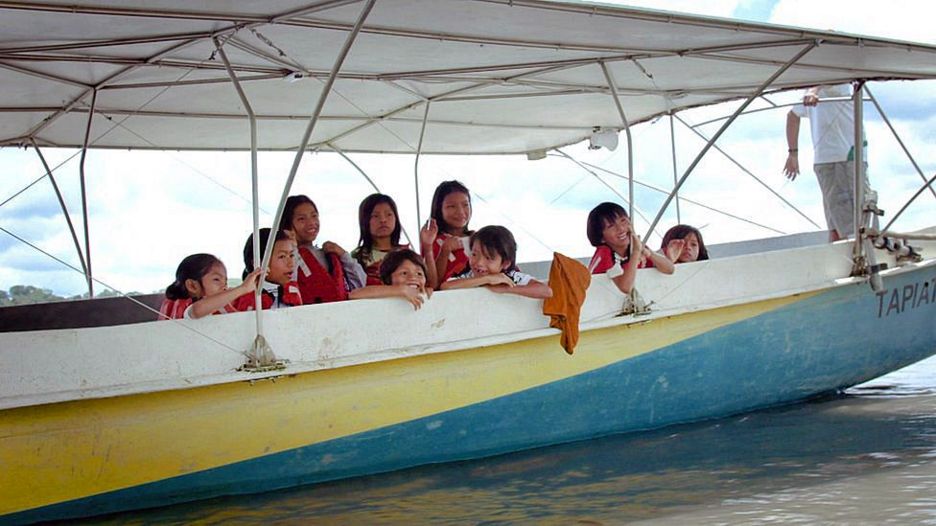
[0, 285, 147, 306]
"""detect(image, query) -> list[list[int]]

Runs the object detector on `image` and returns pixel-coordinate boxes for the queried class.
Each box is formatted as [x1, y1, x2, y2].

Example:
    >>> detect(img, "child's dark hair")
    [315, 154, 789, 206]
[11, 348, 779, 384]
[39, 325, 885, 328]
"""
[166, 253, 222, 300]
[356, 193, 402, 262]
[586, 202, 629, 247]
[430, 180, 472, 235]
[661, 224, 709, 261]
[470, 225, 518, 273]
[279, 194, 317, 232]
[378, 249, 428, 285]
[242, 228, 292, 279]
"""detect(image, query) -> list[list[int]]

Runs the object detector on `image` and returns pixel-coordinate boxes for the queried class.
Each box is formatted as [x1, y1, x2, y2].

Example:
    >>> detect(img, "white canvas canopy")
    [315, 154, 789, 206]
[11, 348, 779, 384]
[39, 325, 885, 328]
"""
[2, 0, 936, 155]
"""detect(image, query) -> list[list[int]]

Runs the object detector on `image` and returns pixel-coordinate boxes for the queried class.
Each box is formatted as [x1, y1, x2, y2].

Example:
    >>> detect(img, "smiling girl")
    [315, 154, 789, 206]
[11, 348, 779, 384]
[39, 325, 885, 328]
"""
[280, 195, 366, 304]
[586, 202, 673, 294]
[160, 254, 261, 319]
[349, 249, 433, 310]
[428, 180, 474, 285]
[440, 225, 552, 299]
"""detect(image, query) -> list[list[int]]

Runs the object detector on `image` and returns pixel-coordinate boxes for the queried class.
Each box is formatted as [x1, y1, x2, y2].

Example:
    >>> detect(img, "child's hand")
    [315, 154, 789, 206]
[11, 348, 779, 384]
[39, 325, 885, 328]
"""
[484, 273, 515, 288]
[420, 219, 438, 248]
[630, 232, 644, 260]
[322, 241, 346, 257]
[665, 238, 685, 262]
[238, 269, 263, 293]
[441, 235, 462, 255]
[398, 284, 427, 310]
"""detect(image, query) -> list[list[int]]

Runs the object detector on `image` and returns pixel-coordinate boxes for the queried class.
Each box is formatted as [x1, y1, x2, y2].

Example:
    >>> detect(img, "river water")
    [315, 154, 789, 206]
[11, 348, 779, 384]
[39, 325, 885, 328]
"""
[83, 356, 936, 525]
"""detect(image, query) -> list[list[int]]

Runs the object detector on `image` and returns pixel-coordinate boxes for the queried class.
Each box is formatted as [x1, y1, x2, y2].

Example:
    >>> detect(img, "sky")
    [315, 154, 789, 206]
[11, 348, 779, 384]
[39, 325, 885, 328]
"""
[1, 0, 934, 298]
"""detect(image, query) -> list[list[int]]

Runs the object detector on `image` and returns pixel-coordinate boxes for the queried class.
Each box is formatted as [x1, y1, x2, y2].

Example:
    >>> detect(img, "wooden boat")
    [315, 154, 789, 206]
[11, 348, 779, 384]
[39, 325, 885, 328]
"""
[1, 1, 934, 522]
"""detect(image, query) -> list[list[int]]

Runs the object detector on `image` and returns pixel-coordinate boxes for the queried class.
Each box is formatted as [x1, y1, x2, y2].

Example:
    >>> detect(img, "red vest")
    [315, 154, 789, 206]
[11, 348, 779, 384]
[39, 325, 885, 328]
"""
[231, 282, 303, 311]
[295, 247, 348, 304]
[159, 298, 190, 320]
[434, 233, 470, 282]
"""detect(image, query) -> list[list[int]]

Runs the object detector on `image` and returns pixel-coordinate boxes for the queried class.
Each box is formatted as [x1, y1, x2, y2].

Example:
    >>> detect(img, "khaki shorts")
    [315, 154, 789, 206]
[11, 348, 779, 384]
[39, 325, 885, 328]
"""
[814, 161, 870, 238]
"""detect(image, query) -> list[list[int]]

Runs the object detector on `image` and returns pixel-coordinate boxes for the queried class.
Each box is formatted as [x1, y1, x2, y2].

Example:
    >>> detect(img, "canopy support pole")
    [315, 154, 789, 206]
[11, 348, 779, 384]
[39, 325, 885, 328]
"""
[852, 81, 867, 262]
[668, 113, 681, 224]
[414, 100, 430, 235]
[645, 41, 817, 239]
[881, 171, 936, 235]
[598, 61, 634, 222]
[673, 114, 821, 230]
[259, 0, 376, 282]
[865, 87, 936, 202]
[214, 37, 278, 370]
[30, 138, 89, 282]
[78, 88, 97, 297]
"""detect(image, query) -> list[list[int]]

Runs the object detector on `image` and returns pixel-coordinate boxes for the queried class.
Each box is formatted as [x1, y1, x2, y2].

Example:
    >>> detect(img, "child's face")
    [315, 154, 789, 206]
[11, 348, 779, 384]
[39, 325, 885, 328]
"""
[267, 239, 296, 285]
[679, 233, 700, 263]
[369, 202, 396, 240]
[470, 240, 509, 276]
[441, 191, 471, 232]
[601, 214, 631, 252]
[291, 203, 320, 244]
[390, 259, 426, 289]
[187, 262, 228, 299]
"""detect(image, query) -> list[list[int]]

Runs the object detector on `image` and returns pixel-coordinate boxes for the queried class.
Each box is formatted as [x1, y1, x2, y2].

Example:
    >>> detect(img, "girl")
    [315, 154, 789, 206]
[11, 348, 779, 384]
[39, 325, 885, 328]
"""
[660, 224, 709, 264]
[351, 193, 409, 286]
[160, 253, 262, 320]
[440, 225, 552, 299]
[428, 180, 473, 285]
[280, 195, 366, 304]
[349, 249, 433, 310]
[234, 228, 302, 310]
[586, 202, 673, 294]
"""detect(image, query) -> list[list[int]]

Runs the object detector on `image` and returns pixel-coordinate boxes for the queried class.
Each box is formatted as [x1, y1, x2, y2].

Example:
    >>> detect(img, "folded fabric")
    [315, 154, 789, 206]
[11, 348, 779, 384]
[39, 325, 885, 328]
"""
[542, 252, 591, 354]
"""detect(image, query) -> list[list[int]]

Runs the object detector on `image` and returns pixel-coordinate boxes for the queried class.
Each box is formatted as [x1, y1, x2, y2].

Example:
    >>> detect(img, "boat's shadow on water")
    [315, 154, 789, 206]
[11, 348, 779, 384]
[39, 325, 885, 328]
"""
[75, 390, 936, 525]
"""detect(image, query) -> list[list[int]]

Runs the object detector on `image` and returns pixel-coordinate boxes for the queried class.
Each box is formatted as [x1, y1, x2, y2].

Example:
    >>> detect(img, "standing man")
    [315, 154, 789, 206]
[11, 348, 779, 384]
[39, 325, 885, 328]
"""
[784, 84, 869, 241]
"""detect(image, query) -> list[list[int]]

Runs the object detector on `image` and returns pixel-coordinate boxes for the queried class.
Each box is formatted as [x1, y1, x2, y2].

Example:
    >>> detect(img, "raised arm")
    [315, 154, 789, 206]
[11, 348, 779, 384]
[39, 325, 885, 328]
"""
[190, 269, 261, 319]
[420, 219, 440, 289]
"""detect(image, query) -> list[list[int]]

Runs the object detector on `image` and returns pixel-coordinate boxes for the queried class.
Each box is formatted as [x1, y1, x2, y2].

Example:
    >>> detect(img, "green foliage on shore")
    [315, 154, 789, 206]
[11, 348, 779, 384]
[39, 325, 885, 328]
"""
[0, 285, 146, 306]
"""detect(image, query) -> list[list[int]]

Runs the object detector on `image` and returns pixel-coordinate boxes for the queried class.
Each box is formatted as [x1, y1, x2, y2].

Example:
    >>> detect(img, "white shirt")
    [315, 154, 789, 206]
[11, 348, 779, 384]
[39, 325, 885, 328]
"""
[792, 84, 866, 164]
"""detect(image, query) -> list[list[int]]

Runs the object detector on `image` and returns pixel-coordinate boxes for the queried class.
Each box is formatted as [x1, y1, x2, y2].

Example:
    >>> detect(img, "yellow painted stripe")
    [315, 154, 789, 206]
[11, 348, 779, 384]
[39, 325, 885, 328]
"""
[0, 293, 812, 515]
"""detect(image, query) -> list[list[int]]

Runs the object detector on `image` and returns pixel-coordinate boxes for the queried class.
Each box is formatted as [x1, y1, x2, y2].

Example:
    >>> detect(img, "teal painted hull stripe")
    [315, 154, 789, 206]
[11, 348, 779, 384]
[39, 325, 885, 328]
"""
[8, 269, 935, 525]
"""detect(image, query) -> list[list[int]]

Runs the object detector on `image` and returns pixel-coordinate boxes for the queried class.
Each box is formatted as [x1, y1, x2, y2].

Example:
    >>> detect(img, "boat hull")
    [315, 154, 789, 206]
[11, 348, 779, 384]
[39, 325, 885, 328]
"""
[2, 264, 934, 524]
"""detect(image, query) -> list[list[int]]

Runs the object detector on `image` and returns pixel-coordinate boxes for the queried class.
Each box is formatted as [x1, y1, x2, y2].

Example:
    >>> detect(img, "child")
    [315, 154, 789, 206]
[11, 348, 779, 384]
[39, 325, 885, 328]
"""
[586, 202, 673, 294]
[427, 180, 473, 284]
[234, 228, 302, 310]
[351, 193, 409, 285]
[159, 253, 261, 320]
[660, 224, 709, 264]
[349, 249, 433, 310]
[280, 195, 366, 304]
[440, 225, 552, 299]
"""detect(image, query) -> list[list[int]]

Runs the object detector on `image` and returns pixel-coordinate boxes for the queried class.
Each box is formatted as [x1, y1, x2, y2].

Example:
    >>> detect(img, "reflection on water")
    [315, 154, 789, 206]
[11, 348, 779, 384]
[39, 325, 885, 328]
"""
[81, 357, 936, 525]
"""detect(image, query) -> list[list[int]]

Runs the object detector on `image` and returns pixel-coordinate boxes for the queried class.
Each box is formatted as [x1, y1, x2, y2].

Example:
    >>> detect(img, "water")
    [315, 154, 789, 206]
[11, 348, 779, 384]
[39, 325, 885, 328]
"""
[79, 356, 936, 525]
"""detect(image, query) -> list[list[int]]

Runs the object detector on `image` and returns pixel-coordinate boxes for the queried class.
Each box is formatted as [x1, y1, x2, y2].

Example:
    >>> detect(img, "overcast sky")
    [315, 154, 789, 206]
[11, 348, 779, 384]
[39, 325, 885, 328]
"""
[1, 0, 934, 298]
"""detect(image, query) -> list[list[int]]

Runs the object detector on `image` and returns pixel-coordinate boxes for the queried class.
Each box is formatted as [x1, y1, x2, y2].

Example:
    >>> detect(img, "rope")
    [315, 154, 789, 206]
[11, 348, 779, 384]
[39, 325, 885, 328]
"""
[0, 225, 245, 357]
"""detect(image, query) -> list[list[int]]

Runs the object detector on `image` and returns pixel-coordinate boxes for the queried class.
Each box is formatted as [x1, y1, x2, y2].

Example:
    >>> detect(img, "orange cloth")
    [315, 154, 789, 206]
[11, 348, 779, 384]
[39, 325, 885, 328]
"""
[542, 252, 591, 354]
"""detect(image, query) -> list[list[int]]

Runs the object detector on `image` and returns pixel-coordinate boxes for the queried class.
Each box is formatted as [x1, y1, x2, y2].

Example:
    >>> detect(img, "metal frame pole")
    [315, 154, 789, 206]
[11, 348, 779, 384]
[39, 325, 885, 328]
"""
[852, 80, 865, 261]
[78, 88, 98, 296]
[599, 61, 634, 222]
[30, 138, 88, 280]
[414, 100, 430, 235]
[865, 87, 936, 201]
[668, 113, 681, 223]
[645, 41, 817, 239]
[259, 0, 376, 277]
[214, 36, 268, 364]
[881, 171, 936, 234]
